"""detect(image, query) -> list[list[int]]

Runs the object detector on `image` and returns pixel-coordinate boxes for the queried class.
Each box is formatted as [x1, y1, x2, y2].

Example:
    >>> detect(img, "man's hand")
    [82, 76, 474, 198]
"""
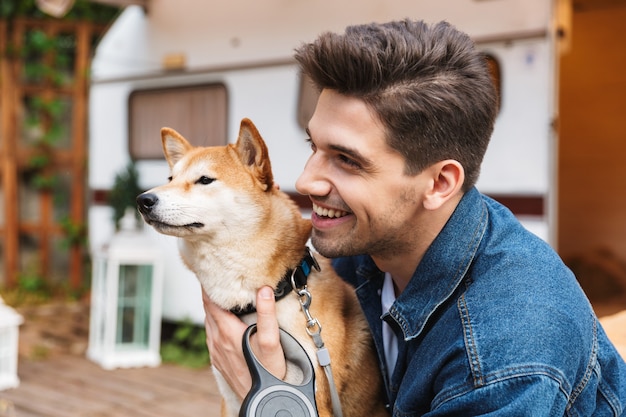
[203, 286, 286, 400]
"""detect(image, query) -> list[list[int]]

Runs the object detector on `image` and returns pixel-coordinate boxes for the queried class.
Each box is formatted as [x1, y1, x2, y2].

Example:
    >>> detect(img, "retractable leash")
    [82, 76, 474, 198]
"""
[240, 324, 318, 417]
[239, 248, 344, 417]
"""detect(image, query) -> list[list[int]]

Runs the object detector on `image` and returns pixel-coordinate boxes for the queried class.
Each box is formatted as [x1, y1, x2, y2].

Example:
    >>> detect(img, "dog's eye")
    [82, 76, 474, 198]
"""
[167, 176, 173, 182]
[196, 176, 215, 185]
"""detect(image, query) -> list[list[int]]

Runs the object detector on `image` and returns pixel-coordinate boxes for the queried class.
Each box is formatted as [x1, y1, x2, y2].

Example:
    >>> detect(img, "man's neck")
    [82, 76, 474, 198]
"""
[372, 244, 428, 293]
[373, 193, 462, 293]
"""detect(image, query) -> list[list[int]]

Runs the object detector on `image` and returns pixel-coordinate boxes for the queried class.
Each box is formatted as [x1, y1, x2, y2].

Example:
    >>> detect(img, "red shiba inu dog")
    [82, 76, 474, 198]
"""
[137, 118, 387, 417]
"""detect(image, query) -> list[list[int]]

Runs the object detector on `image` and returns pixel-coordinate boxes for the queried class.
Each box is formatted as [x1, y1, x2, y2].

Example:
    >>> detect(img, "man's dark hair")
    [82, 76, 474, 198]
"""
[295, 19, 498, 190]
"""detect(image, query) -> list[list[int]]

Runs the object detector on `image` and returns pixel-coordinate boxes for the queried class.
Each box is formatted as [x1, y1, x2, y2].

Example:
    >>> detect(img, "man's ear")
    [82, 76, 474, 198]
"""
[423, 160, 465, 210]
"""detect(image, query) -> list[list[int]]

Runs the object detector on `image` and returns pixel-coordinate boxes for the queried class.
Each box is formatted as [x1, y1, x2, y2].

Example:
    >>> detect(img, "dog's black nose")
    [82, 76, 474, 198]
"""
[137, 193, 158, 212]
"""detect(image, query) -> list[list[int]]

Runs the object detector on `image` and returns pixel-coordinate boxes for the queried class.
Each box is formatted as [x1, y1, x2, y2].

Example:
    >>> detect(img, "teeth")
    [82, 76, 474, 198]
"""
[312, 203, 347, 218]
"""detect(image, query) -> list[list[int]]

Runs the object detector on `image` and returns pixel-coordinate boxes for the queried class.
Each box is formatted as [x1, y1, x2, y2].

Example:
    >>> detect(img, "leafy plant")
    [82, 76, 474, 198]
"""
[108, 162, 142, 230]
[160, 320, 211, 369]
[59, 217, 87, 248]
[25, 144, 57, 190]
[0, 271, 88, 307]
[18, 273, 49, 294]
[0, 272, 52, 306]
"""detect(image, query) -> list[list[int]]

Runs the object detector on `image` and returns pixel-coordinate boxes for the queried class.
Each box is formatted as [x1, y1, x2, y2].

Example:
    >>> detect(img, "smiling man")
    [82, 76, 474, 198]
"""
[298, 89, 461, 293]
[203, 19, 626, 416]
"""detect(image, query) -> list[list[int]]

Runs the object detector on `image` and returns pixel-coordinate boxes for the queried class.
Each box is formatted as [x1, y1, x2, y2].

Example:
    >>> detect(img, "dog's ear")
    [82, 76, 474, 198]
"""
[161, 128, 193, 169]
[235, 118, 274, 191]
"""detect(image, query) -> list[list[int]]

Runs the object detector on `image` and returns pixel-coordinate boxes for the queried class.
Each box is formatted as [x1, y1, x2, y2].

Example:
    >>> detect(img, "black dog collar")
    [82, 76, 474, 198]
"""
[230, 247, 320, 316]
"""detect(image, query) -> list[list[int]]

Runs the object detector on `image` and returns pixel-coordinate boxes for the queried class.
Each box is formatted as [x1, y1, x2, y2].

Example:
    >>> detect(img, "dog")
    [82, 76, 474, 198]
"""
[137, 118, 387, 417]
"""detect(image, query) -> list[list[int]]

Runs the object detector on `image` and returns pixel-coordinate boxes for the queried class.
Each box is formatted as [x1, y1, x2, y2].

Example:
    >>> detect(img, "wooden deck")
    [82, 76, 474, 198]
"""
[0, 355, 222, 417]
[0, 301, 224, 417]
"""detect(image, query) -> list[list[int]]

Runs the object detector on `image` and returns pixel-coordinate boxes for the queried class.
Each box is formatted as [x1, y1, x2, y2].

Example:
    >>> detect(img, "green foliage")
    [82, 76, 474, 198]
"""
[59, 217, 87, 248]
[25, 142, 57, 190]
[25, 29, 56, 52]
[29, 170, 58, 190]
[0, 272, 52, 306]
[22, 30, 76, 86]
[108, 162, 142, 229]
[27, 152, 50, 169]
[28, 96, 66, 122]
[161, 320, 211, 369]
[0, 0, 43, 19]
[0, 0, 119, 22]
[0, 270, 89, 307]
[18, 273, 49, 294]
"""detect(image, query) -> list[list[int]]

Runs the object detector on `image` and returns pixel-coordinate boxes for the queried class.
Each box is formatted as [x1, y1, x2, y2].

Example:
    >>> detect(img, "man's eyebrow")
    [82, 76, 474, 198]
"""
[329, 143, 375, 170]
[306, 127, 375, 170]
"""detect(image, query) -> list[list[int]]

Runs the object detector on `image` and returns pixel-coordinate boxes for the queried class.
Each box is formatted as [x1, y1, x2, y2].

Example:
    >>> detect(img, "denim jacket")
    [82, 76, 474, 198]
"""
[332, 187, 626, 416]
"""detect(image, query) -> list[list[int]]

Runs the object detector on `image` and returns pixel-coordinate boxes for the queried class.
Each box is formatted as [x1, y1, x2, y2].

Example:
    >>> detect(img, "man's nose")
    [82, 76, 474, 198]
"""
[296, 155, 330, 197]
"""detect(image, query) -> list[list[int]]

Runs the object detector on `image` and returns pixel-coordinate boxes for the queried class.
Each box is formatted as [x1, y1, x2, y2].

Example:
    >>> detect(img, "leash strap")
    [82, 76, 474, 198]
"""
[318, 347, 343, 417]
[291, 249, 344, 417]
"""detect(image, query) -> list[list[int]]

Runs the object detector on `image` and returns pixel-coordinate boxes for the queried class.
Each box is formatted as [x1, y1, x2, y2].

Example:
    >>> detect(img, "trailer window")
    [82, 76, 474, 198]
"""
[128, 84, 228, 159]
[297, 54, 501, 128]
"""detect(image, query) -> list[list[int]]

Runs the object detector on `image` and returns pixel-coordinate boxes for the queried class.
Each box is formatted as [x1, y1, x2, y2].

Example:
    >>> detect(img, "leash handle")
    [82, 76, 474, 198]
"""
[239, 324, 319, 417]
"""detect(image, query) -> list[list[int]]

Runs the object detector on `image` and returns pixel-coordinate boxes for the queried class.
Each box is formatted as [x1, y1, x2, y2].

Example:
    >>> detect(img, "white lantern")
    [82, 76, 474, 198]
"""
[0, 300, 23, 390]
[87, 209, 164, 369]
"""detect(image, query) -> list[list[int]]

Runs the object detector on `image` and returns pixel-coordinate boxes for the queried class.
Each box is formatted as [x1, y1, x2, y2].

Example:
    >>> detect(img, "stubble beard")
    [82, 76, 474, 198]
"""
[310, 223, 407, 260]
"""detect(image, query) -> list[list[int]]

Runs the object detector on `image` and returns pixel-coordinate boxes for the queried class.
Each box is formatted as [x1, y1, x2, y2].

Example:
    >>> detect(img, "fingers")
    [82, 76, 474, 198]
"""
[252, 287, 286, 380]
[202, 291, 251, 399]
[201, 287, 287, 399]
[255, 287, 280, 346]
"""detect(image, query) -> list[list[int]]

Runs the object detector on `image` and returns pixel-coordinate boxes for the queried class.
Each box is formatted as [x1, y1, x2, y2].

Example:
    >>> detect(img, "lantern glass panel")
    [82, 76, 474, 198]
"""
[0, 327, 9, 373]
[116, 264, 153, 349]
[93, 257, 108, 346]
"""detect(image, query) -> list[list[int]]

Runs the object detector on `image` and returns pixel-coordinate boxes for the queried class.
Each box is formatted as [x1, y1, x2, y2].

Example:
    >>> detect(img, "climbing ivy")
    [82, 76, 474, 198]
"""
[0, 0, 121, 287]
[2, 0, 120, 194]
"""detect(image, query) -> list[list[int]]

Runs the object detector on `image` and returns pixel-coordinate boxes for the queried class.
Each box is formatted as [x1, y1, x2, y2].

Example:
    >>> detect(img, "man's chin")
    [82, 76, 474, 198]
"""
[310, 235, 354, 259]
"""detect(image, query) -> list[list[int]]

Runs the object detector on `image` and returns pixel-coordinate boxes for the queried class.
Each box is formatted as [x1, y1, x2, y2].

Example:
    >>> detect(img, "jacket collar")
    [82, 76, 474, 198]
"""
[387, 187, 489, 340]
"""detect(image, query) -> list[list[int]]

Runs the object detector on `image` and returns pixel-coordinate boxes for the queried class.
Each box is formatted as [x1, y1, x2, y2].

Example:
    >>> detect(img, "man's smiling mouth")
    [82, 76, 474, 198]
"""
[312, 203, 348, 218]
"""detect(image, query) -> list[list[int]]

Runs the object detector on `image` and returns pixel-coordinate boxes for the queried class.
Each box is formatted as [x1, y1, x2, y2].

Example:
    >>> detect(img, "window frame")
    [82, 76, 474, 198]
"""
[128, 83, 228, 160]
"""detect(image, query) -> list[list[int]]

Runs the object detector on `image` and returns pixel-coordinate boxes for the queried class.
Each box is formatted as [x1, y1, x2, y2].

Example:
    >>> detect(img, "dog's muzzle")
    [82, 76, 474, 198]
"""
[136, 192, 204, 229]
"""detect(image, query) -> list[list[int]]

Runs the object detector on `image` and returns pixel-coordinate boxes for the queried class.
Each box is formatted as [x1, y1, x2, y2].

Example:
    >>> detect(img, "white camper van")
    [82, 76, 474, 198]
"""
[87, 0, 570, 323]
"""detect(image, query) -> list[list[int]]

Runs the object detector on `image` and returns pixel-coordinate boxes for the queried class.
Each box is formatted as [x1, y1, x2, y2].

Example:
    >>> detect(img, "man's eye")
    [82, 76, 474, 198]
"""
[305, 137, 317, 152]
[338, 154, 360, 168]
[196, 176, 215, 185]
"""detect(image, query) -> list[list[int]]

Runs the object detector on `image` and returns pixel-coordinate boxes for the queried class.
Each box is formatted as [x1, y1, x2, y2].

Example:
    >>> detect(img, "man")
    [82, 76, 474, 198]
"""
[204, 19, 626, 415]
